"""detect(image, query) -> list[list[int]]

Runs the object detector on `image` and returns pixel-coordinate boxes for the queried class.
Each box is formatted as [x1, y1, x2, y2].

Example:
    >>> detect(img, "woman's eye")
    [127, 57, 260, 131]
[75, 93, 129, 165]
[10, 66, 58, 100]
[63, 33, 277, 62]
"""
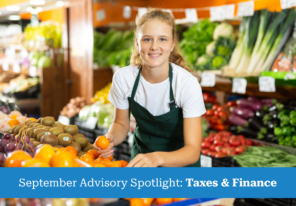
[160, 38, 166, 41]
[144, 38, 151, 41]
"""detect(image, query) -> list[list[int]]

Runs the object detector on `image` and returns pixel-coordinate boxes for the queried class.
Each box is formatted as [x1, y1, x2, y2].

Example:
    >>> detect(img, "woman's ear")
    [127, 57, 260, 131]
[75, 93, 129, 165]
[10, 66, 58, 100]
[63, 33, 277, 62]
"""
[136, 39, 139, 50]
[171, 39, 175, 52]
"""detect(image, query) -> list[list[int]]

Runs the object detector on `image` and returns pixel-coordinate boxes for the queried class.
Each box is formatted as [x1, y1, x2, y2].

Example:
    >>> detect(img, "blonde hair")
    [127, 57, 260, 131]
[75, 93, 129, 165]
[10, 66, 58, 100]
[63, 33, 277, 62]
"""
[130, 9, 191, 71]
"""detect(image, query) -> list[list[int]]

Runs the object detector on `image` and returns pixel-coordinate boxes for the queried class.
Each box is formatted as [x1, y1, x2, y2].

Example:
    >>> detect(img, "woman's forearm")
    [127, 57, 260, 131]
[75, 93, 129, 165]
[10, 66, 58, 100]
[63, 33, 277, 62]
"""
[108, 122, 130, 146]
[154, 145, 200, 167]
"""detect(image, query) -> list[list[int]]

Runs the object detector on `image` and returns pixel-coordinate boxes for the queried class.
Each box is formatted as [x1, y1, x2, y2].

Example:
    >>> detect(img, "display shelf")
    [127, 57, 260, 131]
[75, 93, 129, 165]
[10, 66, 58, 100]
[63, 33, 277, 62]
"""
[15, 98, 41, 109]
[251, 139, 296, 155]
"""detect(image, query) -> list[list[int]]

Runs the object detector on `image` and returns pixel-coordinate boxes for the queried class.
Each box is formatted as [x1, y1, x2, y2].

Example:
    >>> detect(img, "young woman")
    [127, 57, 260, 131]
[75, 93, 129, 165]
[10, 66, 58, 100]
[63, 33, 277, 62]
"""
[93, 9, 206, 167]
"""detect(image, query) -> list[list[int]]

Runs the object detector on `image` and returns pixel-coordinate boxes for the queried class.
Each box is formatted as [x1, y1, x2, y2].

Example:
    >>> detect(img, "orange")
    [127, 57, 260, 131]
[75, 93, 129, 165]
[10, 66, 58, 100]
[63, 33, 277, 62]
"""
[155, 198, 173, 205]
[88, 162, 97, 167]
[50, 151, 76, 167]
[142, 198, 154, 206]
[75, 159, 91, 167]
[28, 118, 37, 122]
[173, 198, 189, 202]
[80, 153, 94, 163]
[73, 160, 79, 167]
[7, 119, 21, 128]
[95, 136, 109, 149]
[130, 199, 145, 206]
[108, 155, 113, 161]
[120, 160, 128, 167]
[101, 158, 111, 167]
[10, 115, 17, 120]
[94, 157, 104, 164]
[110, 161, 123, 167]
[21, 159, 50, 167]
[65, 146, 78, 156]
[53, 147, 61, 153]
[34, 145, 55, 164]
[94, 164, 106, 167]
[87, 149, 100, 159]
[5, 150, 32, 167]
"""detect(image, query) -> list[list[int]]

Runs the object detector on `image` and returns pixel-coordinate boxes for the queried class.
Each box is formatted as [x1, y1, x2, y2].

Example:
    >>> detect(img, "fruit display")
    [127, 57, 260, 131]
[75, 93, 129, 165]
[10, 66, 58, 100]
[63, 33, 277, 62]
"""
[0, 74, 39, 93]
[126, 198, 190, 206]
[203, 103, 230, 131]
[91, 82, 111, 103]
[79, 102, 114, 129]
[202, 131, 252, 158]
[60, 97, 87, 118]
[28, 51, 51, 68]
[0, 111, 29, 133]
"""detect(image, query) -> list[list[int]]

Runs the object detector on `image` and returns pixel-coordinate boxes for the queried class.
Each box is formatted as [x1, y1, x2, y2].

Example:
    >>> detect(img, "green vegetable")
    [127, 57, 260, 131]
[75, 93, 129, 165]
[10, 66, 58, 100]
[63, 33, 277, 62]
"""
[280, 117, 290, 127]
[290, 117, 296, 126]
[290, 110, 296, 118]
[285, 136, 292, 142]
[274, 127, 283, 136]
[213, 23, 234, 40]
[212, 56, 228, 69]
[278, 110, 290, 119]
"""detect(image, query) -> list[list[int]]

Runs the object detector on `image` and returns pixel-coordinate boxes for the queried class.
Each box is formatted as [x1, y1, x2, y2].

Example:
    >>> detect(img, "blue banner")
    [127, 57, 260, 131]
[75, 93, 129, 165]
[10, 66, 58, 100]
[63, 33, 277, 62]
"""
[0, 168, 295, 198]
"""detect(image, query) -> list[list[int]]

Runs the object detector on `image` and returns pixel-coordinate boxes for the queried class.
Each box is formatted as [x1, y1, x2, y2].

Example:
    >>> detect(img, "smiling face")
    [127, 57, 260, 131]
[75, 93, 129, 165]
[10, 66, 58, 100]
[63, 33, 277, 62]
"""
[136, 20, 175, 69]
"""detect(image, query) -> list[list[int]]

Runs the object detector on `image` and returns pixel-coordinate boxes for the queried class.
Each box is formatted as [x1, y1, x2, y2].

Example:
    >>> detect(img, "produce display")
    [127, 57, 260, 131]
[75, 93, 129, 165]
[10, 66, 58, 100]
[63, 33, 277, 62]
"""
[203, 102, 230, 131]
[60, 97, 87, 118]
[202, 131, 252, 158]
[0, 74, 39, 93]
[126, 198, 190, 206]
[0, 111, 30, 133]
[28, 51, 51, 68]
[93, 30, 134, 68]
[91, 82, 111, 103]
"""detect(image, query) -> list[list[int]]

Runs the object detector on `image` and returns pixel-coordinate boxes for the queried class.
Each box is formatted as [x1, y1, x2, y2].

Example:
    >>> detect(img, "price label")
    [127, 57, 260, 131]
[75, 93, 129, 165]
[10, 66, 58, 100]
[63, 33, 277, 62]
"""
[201, 155, 212, 167]
[237, 1, 254, 17]
[13, 62, 21, 73]
[2, 61, 9, 71]
[232, 78, 247, 94]
[281, 0, 296, 9]
[58, 115, 70, 125]
[85, 117, 98, 130]
[210, 4, 235, 21]
[185, 9, 198, 23]
[201, 73, 215, 87]
[138, 8, 148, 18]
[97, 9, 105, 21]
[29, 66, 37, 77]
[259, 76, 276, 92]
[123, 6, 131, 19]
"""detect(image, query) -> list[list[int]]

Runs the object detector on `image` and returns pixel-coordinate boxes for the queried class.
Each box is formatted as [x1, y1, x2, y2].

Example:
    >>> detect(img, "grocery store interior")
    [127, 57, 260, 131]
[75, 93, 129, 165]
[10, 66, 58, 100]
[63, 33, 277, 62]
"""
[1, 0, 296, 205]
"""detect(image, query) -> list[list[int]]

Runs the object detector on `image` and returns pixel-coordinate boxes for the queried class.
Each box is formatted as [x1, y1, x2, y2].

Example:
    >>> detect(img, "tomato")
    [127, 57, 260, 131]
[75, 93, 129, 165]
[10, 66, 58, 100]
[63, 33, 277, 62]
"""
[227, 101, 237, 107]
[214, 139, 224, 146]
[209, 96, 217, 103]
[224, 143, 231, 148]
[214, 133, 223, 140]
[214, 110, 219, 116]
[209, 151, 216, 157]
[212, 104, 220, 111]
[203, 93, 211, 103]
[229, 136, 241, 147]
[201, 141, 210, 149]
[215, 145, 224, 152]
[217, 106, 225, 112]
[222, 131, 232, 138]
[209, 132, 216, 138]
[235, 145, 245, 154]
[237, 135, 246, 144]
[206, 109, 214, 116]
[215, 151, 226, 158]
[227, 148, 236, 156]
[218, 111, 228, 121]
[205, 137, 214, 144]
[214, 124, 226, 131]
[245, 139, 252, 146]
[222, 136, 230, 143]
[202, 149, 210, 156]
[209, 144, 216, 151]
[221, 147, 229, 154]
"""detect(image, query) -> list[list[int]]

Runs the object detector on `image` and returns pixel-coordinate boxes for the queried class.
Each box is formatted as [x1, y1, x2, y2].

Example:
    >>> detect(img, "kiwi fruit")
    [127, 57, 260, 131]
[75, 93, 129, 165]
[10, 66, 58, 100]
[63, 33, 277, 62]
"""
[37, 132, 51, 141]
[30, 138, 35, 142]
[37, 125, 45, 129]
[51, 122, 64, 127]
[40, 134, 58, 146]
[11, 125, 22, 133]
[53, 145, 64, 148]
[27, 122, 36, 127]
[42, 126, 52, 131]
[25, 128, 35, 138]
[14, 126, 23, 134]
[69, 142, 82, 153]
[33, 141, 41, 148]
[25, 120, 34, 125]
[73, 134, 85, 141]
[75, 138, 89, 149]
[33, 129, 47, 139]
[37, 118, 43, 124]
[42, 117, 55, 126]
[77, 151, 86, 157]
[64, 125, 78, 136]
[32, 123, 41, 128]
[49, 127, 64, 137]
[58, 134, 72, 146]
[83, 144, 94, 152]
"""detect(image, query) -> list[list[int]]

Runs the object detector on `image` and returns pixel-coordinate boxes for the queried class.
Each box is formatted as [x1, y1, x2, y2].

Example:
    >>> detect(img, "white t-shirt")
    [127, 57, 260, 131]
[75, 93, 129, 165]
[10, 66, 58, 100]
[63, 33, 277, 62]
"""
[108, 63, 206, 118]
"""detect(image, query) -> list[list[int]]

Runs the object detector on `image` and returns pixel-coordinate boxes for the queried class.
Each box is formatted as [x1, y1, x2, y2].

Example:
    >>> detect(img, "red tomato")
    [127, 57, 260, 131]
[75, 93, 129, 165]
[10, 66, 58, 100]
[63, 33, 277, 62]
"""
[202, 149, 210, 156]
[227, 101, 237, 107]
[214, 110, 219, 116]
[206, 110, 214, 116]
[215, 151, 226, 158]
[222, 136, 230, 143]
[214, 139, 224, 146]
[229, 136, 241, 147]
[227, 148, 236, 156]
[205, 137, 214, 144]
[214, 124, 226, 131]
[203, 93, 211, 103]
[201, 141, 210, 149]
[210, 144, 216, 151]
[237, 135, 246, 144]
[218, 111, 228, 121]
[215, 145, 224, 152]
[209, 96, 217, 103]
[224, 143, 231, 148]
[214, 133, 223, 140]
[223, 131, 232, 138]
[212, 104, 220, 111]
[221, 147, 229, 154]
[245, 139, 252, 146]
[235, 145, 245, 154]
[209, 151, 217, 157]
[217, 106, 225, 112]
[209, 132, 216, 138]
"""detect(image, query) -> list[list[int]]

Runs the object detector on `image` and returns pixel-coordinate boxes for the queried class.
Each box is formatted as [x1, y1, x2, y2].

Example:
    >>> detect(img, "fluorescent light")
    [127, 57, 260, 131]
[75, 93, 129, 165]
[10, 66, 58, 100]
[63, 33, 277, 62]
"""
[30, 0, 46, 5]
[8, 15, 21, 21]
[56, 1, 64, 7]
[6, 6, 20, 11]
[27, 7, 43, 14]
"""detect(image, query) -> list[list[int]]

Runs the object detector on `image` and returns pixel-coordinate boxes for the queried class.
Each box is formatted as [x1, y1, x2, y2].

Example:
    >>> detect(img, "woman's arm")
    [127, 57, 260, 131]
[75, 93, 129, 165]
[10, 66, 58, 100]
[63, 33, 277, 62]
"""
[127, 116, 202, 167]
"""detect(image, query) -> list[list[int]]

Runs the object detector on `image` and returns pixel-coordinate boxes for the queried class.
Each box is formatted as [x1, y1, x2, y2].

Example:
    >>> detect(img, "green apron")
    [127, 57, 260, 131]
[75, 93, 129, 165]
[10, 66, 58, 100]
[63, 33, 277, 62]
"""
[128, 64, 200, 167]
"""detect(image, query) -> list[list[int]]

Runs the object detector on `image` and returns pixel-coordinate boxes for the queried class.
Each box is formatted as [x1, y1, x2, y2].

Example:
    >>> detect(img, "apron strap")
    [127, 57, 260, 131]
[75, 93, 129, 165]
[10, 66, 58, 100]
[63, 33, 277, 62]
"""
[131, 66, 142, 100]
[169, 63, 174, 103]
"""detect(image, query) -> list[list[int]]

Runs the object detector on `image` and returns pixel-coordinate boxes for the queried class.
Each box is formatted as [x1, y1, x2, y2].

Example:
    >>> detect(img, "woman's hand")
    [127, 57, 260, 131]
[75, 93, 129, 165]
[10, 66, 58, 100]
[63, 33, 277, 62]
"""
[93, 133, 114, 158]
[127, 153, 160, 167]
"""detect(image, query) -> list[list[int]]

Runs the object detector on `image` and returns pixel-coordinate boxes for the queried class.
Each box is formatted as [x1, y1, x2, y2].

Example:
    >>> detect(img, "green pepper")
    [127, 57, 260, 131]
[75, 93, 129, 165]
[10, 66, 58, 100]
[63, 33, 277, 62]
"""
[274, 127, 283, 136]
[280, 117, 290, 127]
[282, 126, 292, 136]
[290, 110, 296, 118]
[263, 114, 271, 123]
[278, 110, 290, 119]
[290, 118, 296, 126]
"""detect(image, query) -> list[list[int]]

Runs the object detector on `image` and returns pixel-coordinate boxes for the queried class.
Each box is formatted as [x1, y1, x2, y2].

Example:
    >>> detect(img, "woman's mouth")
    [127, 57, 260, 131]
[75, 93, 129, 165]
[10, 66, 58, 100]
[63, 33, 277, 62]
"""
[148, 53, 162, 59]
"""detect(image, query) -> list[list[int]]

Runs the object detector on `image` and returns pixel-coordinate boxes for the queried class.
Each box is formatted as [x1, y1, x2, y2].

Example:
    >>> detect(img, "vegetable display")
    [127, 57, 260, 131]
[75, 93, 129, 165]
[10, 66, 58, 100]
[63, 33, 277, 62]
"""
[60, 97, 87, 118]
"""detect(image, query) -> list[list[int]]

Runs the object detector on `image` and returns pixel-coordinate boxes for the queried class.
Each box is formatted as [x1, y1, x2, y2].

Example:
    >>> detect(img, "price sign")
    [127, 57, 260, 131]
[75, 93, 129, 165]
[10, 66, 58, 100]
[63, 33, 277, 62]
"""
[13, 62, 21, 73]
[201, 155, 212, 167]
[201, 73, 216, 87]
[210, 4, 235, 21]
[185, 9, 198, 23]
[2, 61, 9, 71]
[259, 76, 276, 92]
[97, 9, 105, 21]
[281, 0, 296, 9]
[58, 115, 70, 125]
[123, 6, 131, 19]
[29, 66, 37, 77]
[232, 78, 247, 94]
[85, 117, 98, 130]
[237, 1, 254, 17]
[138, 8, 148, 18]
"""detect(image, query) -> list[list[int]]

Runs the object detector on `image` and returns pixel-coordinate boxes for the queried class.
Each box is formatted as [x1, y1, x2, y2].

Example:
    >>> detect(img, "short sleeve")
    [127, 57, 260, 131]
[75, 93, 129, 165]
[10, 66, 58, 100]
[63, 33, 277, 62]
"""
[180, 78, 206, 118]
[108, 72, 130, 110]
